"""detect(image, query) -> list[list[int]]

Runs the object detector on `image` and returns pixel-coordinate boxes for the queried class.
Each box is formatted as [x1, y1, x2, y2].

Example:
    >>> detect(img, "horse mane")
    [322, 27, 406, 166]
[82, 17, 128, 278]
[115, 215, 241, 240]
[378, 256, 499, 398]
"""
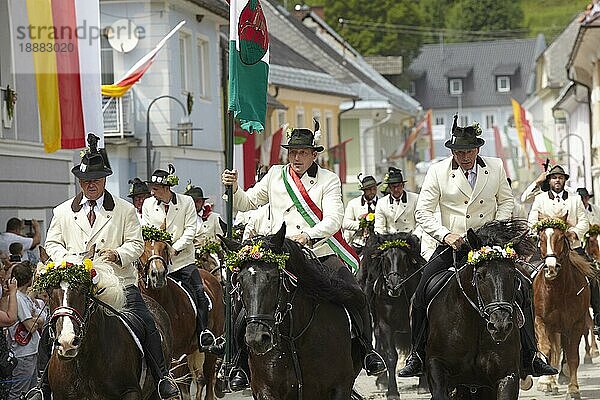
[92, 258, 126, 311]
[474, 219, 537, 258]
[258, 236, 363, 309]
[567, 250, 598, 279]
[362, 232, 425, 276]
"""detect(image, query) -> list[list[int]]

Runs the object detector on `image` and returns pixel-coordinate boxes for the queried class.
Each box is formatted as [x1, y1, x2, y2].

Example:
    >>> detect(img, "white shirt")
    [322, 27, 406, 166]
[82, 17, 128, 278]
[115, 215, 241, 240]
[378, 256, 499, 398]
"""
[462, 165, 477, 188]
[0, 233, 34, 261]
[79, 193, 106, 215]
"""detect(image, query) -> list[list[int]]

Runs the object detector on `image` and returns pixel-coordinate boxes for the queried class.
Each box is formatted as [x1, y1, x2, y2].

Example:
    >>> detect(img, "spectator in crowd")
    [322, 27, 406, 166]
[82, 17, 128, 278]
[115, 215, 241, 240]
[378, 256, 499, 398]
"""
[0, 219, 40, 263]
[8, 262, 45, 400]
[0, 272, 18, 400]
[0, 252, 10, 271]
[8, 244, 23, 264]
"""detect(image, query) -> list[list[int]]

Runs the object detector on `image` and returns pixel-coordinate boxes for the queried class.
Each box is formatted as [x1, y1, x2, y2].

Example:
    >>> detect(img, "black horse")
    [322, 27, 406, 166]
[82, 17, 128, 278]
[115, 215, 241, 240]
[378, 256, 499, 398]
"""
[360, 232, 424, 399]
[426, 220, 536, 399]
[222, 224, 362, 399]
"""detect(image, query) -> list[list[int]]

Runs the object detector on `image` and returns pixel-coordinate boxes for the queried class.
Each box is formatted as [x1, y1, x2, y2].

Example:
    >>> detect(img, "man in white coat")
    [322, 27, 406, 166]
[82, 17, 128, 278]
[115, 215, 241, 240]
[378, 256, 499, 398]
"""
[398, 116, 556, 378]
[128, 177, 150, 223]
[577, 187, 600, 225]
[222, 126, 386, 389]
[26, 134, 179, 400]
[184, 182, 224, 245]
[143, 166, 221, 355]
[374, 167, 418, 234]
[342, 174, 380, 250]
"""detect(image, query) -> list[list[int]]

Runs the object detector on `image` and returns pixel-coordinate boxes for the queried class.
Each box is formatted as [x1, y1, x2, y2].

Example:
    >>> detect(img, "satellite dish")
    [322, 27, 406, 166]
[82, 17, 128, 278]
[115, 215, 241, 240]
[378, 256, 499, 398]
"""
[107, 19, 140, 53]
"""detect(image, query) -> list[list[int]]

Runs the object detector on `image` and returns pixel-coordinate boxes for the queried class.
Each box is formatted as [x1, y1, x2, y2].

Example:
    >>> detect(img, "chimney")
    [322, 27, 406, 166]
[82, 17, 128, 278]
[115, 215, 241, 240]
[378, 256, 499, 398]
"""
[310, 5, 325, 20]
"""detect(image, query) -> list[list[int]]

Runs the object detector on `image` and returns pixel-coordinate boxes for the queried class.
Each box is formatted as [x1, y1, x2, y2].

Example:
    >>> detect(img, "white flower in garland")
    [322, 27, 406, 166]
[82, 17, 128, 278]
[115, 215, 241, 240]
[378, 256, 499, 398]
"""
[467, 244, 517, 266]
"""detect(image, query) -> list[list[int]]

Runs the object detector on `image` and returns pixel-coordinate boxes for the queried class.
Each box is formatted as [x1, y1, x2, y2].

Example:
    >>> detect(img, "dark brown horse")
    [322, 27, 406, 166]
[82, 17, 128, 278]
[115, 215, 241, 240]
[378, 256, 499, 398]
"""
[222, 224, 362, 399]
[139, 239, 224, 400]
[534, 216, 594, 399]
[41, 254, 174, 400]
[360, 232, 424, 400]
[426, 220, 536, 400]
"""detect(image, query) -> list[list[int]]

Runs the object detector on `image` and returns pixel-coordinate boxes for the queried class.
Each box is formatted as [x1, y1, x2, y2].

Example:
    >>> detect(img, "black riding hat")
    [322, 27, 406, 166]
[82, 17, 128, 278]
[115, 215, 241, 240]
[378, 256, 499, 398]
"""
[577, 187, 594, 198]
[128, 178, 150, 198]
[445, 114, 485, 150]
[546, 165, 569, 180]
[147, 164, 179, 187]
[184, 181, 209, 200]
[281, 120, 324, 153]
[72, 133, 113, 180]
[357, 173, 381, 190]
[385, 167, 406, 184]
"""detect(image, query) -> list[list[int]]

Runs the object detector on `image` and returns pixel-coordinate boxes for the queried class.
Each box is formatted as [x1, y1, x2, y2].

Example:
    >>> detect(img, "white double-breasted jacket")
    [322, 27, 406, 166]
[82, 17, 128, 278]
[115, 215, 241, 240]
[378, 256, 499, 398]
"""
[375, 191, 418, 235]
[416, 156, 514, 242]
[528, 190, 589, 248]
[142, 193, 197, 272]
[233, 163, 343, 258]
[45, 191, 143, 287]
[342, 195, 378, 245]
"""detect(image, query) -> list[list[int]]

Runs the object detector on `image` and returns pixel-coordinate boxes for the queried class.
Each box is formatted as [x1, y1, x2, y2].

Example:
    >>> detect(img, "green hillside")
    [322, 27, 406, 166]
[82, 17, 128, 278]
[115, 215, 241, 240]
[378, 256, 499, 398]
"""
[522, 0, 587, 41]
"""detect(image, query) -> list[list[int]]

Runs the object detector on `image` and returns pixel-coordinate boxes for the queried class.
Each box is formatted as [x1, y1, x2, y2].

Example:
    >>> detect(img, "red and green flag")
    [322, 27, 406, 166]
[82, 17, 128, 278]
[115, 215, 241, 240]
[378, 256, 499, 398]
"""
[228, 0, 269, 133]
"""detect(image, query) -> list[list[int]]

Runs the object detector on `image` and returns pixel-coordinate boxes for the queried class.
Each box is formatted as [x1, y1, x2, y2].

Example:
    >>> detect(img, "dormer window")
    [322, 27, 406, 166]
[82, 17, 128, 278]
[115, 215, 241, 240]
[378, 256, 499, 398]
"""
[497, 76, 511, 92]
[449, 78, 463, 95]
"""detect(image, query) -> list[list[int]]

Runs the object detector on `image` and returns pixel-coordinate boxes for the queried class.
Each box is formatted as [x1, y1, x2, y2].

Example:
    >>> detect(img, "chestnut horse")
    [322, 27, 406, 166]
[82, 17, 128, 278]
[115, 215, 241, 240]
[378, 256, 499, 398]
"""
[583, 232, 600, 362]
[139, 239, 224, 400]
[41, 253, 174, 400]
[534, 217, 595, 399]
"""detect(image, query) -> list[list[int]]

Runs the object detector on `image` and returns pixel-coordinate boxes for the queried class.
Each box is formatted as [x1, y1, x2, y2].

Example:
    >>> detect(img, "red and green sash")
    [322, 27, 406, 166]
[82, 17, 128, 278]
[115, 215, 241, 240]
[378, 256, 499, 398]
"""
[282, 166, 360, 272]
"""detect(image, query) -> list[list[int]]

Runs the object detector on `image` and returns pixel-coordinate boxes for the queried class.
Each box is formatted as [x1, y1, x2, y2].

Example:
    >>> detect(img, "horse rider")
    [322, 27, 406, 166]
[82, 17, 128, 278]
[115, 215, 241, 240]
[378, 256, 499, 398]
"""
[342, 173, 381, 251]
[128, 177, 151, 223]
[528, 167, 599, 336]
[222, 125, 387, 390]
[398, 115, 557, 378]
[374, 167, 418, 235]
[25, 134, 180, 400]
[183, 181, 224, 245]
[577, 187, 600, 225]
[142, 166, 222, 356]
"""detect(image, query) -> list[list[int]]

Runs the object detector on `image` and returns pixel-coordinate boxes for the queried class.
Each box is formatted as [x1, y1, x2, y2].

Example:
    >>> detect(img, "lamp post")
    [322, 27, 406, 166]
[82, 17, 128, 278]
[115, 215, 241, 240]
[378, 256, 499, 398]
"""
[145, 95, 189, 180]
[560, 133, 586, 187]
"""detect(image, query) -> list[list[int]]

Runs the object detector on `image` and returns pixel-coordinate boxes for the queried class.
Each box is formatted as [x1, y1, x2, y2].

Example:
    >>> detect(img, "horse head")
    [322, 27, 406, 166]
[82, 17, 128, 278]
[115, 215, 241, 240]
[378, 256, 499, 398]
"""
[36, 246, 126, 359]
[369, 233, 422, 297]
[537, 213, 570, 280]
[466, 226, 526, 343]
[222, 223, 289, 356]
[140, 239, 172, 289]
[585, 227, 600, 261]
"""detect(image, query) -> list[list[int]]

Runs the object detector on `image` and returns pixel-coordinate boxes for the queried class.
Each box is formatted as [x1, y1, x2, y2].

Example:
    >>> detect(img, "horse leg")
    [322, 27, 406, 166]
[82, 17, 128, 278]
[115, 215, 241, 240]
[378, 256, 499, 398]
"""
[187, 350, 205, 399]
[565, 334, 582, 400]
[378, 323, 399, 399]
[584, 328, 593, 364]
[426, 358, 450, 400]
[496, 373, 519, 400]
[202, 354, 218, 400]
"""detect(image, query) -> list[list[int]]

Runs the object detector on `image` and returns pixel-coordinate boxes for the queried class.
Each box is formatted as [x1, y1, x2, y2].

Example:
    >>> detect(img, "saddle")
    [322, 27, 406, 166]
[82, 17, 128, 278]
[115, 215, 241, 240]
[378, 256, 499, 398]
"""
[167, 276, 213, 316]
[424, 269, 454, 315]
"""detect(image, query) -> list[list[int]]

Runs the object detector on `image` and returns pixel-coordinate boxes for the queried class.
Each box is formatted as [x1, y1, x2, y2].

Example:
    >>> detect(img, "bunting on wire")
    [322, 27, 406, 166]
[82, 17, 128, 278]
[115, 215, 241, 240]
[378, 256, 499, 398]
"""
[228, 0, 270, 133]
[101, 21, 186, 98]
[511, 99, 553, 165]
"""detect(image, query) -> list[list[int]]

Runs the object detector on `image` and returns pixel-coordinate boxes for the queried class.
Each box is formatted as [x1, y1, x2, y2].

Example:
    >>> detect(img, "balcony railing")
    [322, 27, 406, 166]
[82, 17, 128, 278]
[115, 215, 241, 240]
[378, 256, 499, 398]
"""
[102, 91, 133, 138]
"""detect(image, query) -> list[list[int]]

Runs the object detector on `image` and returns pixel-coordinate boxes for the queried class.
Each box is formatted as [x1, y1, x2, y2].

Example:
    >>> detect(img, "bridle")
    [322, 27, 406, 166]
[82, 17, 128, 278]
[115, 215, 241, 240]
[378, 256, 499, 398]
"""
[140, 240, 169, 287]
[373, 246, 420, 298]
[48, 286, 95, 347]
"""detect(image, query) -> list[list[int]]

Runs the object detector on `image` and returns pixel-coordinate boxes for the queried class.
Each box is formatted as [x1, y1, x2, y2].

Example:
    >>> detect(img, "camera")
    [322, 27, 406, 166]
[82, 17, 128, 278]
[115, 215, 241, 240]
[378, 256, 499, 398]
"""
[22, 220, 34, 238]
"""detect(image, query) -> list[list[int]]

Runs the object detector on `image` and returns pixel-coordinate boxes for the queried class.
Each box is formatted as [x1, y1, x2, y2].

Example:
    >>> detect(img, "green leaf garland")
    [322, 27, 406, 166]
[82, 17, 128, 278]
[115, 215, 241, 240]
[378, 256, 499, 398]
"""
[142, 225, 173, 244]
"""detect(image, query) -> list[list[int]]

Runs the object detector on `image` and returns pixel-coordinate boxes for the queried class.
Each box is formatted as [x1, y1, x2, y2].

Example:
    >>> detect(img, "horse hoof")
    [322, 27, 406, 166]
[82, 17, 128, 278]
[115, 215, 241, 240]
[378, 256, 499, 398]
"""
[386, 394, 400, 400]
[567, 392, 581, 400]
[558, 372, 569, 385]
[520, 376, 533, 391]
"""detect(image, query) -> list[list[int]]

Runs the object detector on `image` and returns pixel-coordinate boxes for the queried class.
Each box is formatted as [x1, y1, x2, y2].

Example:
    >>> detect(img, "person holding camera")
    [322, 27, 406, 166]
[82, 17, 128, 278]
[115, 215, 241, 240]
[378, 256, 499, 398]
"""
[0, 219, 40, 263]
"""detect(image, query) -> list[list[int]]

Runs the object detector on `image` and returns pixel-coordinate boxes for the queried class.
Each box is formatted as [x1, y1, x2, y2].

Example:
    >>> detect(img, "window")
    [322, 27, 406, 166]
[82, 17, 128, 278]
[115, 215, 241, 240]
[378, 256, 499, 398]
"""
[296, 108, 305, 128]
[435, 116, 444, 126]
[179, 32, 191, 92]
[449, 78, 463, 95]
[277, 110, 286, 128]
[197, 37, 210, 98]
[100, 33, 114, 85]
[497, 76, 510, 92]
[325, 112, 333, 148]
[312, 109, 321, 128]
[409, 81, 416, 96]
[460, 115, 469, 126]
[486, 115, 494, 129]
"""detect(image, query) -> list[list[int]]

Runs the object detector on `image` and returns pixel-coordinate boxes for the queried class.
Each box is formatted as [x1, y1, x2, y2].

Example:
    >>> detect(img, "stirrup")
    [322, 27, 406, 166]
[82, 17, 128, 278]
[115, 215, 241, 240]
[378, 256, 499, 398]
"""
[23, 387, 45, 400]
[228, 367, 250, 392]
[200, 329, 217, 347]
[158, 376, 180, 400]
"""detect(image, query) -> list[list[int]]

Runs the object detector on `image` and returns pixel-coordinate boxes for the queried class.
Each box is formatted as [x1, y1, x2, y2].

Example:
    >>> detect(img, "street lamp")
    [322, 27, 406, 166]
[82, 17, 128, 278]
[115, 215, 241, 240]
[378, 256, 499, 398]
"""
[145, 95, 192, 179]
[560, 133, 586, 187]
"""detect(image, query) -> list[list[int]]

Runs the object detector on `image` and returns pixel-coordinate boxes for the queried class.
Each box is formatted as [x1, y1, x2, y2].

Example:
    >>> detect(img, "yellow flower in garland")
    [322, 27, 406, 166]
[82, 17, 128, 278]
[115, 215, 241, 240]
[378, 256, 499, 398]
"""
[83, 258, 93, 271]
[45, 262, 55, 273]
[61, 260, 67, 268]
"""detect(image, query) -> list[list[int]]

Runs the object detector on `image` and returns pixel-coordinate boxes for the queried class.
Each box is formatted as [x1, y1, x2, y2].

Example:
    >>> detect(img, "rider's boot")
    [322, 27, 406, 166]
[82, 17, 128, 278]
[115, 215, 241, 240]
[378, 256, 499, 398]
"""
[146, 328, 180, 399]
[356, 301, 386, 376]
[189, 268, 223, 357]
[590, 280, 600, 337]
[398, 305, 427, 377]
[229, 350, 250, 392]
[23, 375, 51, 400]
[520, 302, 558, 377]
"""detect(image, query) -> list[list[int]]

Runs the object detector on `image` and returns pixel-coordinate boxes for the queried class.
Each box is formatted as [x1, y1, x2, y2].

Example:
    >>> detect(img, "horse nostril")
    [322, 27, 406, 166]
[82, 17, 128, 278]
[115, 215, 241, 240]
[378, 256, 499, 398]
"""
[260, 333, 271, 344]
[487, 322, 497, 332]
[72, 337, 81, 347]
[151, 270, 157, 278]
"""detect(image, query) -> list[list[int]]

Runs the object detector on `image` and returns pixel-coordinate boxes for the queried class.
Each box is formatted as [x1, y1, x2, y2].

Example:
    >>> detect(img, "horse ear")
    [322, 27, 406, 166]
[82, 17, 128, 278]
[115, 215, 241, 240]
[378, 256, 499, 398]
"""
[160, 220, 166, 230]
[84, 244, 96, 260]
[561, 212, 568, 222]
[218, 234, 242, 252]
[270, 223, 286, 250]
[39, 247, 50, 263]
[466, 228, 481, 249]
[539, 212, 548, 220]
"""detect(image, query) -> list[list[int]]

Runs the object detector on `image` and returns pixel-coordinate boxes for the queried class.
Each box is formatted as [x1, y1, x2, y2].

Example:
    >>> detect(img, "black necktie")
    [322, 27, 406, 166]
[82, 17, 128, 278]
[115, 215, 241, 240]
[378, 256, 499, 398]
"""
[88, 200, 96, 227]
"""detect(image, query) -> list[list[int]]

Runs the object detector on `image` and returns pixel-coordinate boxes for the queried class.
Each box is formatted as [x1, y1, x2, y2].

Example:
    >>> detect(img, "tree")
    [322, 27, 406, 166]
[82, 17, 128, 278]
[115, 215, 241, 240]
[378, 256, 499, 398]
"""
[304, 0, 426, 62]
[444, 0, 525, 42]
